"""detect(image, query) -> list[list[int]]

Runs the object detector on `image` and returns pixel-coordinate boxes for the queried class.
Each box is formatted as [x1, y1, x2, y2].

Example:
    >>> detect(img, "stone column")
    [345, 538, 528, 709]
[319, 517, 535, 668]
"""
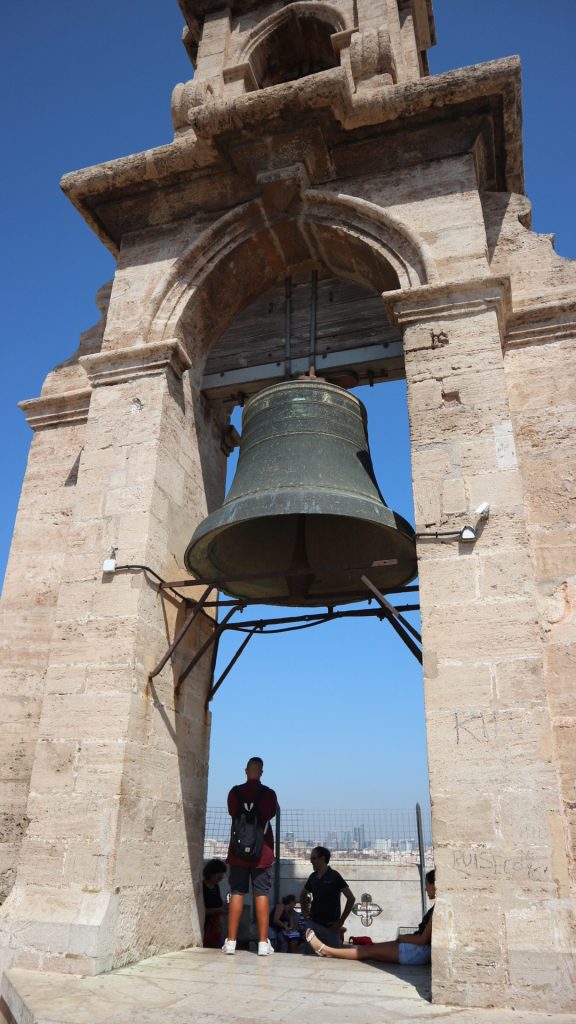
[386, 278, 576, 1012]
[0, 390, 90, 906]
[0, 341, 226, 976]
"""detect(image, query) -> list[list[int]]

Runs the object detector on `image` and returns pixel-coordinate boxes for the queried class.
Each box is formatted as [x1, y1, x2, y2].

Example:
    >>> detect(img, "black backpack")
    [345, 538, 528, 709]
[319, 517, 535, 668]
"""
[230, 786, 265, 861]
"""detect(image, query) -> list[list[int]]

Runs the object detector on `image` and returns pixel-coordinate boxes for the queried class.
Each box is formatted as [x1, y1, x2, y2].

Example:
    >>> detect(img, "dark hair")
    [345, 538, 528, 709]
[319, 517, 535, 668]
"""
[246, 756, 263, 771]
[425, 869, 435, 885]
[282, 894, 296, 905]
[313, 846, 331, 863]
[203, 859, 227, 881]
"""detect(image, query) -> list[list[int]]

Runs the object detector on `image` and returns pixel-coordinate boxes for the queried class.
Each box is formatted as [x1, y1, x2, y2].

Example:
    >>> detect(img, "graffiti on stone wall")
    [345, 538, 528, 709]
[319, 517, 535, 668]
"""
[452, 710, 528, 745]
[430, 329, 449, 348]
[451, 848, 549, 882]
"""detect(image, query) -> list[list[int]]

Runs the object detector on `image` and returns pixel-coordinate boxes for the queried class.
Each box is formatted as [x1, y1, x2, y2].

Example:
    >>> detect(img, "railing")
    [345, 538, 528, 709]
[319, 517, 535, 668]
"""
[204, 805, 433, 864]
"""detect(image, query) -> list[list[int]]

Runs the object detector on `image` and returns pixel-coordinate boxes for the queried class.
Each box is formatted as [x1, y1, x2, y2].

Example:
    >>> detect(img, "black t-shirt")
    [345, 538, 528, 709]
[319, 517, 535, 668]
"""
[416, 904, 434, 935]
[203, 881, 223, 911]
[304, 867, 348, 926]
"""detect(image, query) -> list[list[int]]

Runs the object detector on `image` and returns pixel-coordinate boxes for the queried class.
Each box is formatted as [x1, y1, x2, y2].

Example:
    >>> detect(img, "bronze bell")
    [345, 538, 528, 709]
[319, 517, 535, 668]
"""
[185, 379, 417, 606]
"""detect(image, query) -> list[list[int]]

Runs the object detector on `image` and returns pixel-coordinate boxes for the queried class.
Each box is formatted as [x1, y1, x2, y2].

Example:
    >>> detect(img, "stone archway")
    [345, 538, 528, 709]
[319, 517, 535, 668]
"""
[145, 191, 435, 379]
[238, 2, 347, 89]
[0, 191, 434, 985]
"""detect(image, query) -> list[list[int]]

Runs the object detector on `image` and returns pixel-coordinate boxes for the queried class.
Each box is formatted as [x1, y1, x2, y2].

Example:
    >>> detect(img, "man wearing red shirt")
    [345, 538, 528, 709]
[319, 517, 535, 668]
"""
[223, 756, 278, 956]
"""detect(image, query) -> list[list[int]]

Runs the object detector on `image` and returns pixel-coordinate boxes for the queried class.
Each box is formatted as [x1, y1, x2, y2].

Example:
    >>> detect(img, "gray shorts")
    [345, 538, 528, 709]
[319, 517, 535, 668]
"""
[302, 919, 342, 949]
[228, 864, 273, 897]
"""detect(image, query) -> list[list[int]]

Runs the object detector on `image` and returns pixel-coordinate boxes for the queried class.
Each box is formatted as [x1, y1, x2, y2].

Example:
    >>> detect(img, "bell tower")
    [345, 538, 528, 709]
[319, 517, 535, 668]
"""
[174, 0, 435, 120]
[1, 0, 575, 1016]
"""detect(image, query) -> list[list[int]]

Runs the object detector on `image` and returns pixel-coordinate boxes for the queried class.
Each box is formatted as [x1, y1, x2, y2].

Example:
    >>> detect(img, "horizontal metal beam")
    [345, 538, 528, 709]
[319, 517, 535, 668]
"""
[161, 558, 401, 591]
[202, 341, 404, 400]
[225, 605, 420, 631]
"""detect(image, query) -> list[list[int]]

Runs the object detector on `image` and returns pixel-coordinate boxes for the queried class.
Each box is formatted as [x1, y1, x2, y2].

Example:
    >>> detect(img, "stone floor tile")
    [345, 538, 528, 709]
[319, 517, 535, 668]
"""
[4, 950, 576, 1024]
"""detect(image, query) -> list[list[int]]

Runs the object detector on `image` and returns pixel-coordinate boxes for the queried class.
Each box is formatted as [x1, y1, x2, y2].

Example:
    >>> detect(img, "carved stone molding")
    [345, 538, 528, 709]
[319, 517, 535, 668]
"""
[350, 29, 397, 88]
[330, 28, 357, 55]
[222, 62, 259, 97]
[79, 340, 191, 388]
[384, 276, 512, 335]
[18, 388, 92, 431]
[504, 298, 576, 350]
[171, 79, 214, 131]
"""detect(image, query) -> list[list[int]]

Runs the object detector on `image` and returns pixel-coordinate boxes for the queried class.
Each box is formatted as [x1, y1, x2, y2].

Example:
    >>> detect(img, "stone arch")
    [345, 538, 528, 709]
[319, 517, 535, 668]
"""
[239, 3, 347, 89]
[146, 192, 436, 372]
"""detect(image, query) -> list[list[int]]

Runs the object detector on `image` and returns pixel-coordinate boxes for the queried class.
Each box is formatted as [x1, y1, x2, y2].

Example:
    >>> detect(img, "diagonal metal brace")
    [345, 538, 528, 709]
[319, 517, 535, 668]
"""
[175, 604, 244, 697]
[207, 624, 261, 705]
[148, 586, 215, 681]
[361, 575, 423, 664]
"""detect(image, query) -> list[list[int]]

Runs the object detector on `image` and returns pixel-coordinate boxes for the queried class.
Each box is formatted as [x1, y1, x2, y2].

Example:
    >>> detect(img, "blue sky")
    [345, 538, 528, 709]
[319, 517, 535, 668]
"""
[1, 3, 574, 810]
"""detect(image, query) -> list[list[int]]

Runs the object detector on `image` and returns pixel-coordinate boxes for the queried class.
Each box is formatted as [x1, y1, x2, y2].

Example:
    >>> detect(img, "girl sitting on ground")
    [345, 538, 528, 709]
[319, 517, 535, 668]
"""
[202, 859, 228, 948]
[269, 894, 302, 952]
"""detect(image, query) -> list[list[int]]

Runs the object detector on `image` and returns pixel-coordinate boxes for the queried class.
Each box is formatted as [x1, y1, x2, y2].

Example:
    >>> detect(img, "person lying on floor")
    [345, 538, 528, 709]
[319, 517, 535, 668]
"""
[306, 869, 435, 966]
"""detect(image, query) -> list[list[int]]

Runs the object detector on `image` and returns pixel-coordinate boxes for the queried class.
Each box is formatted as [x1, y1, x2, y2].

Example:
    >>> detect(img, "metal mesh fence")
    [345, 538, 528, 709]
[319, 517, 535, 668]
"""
[204, 806, 433, 865]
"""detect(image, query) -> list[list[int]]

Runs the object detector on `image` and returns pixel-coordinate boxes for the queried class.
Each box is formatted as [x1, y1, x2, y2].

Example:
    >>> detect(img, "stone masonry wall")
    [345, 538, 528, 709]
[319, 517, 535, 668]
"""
[504, 327, 576, 919]
[388, 279, 576, 1012]
[0, 422, 86, 906]
[0, 347, 227, 976]
[483, 189, 576, 939]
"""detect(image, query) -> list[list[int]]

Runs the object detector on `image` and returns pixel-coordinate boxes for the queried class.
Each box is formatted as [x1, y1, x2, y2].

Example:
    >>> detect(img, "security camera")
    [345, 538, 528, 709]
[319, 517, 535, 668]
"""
[474, 501, 490, 518]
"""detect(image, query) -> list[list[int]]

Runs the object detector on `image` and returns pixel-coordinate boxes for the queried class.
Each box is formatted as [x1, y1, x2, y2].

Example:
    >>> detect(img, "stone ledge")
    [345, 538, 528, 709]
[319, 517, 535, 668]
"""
[79, 341, 191, 388]
[384, 276, 512, 333]
[60, 58, 522, 253]
[18, 389, 92, 432]
[505, 297, 576, 349]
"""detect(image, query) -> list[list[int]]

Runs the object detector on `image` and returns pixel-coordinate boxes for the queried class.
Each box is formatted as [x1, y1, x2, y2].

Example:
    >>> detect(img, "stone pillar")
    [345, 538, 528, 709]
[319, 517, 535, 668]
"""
[0, 341, 226, 976]
[386, 278, 576, 1012]
[0, 391, 90, 906]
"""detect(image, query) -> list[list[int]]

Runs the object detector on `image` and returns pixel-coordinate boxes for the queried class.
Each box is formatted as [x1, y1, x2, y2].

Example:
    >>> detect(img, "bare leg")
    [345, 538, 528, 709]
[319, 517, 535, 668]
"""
[226, 894, 244, 941]
[306, 930, 400, 963]
[254, 895, 270, 943]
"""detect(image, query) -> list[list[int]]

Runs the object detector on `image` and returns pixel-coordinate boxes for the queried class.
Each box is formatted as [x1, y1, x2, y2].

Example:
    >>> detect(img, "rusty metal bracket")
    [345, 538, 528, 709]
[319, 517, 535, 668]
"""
[361, 575, 423, 663]
[111, 561, 421, 699]
[159, 558, 399, 592]
[207, 623, 261, 705]
[148, 586, 215, 681]
[175, 604, 244, 697]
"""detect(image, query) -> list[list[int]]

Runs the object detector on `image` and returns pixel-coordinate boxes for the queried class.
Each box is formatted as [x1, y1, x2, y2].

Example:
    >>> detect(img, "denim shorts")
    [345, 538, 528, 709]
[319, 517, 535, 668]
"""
[398, 943, 431, 965]
[228, 864, 272, 896]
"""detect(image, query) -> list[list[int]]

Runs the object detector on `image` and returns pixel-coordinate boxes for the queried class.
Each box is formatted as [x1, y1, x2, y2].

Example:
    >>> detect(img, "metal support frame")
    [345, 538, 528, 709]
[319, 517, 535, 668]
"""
[361, 575, 423, 664]
[207, 624, 260, 703]
[131, 556, 421, 704]
[174, 605, 243, 697]
[149, 586, 215, 680]
[158, 558, 399, 593]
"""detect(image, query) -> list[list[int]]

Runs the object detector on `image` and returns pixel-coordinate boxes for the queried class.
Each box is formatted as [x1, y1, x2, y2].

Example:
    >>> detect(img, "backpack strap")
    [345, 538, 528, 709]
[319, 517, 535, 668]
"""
[232, 784, 264, 818]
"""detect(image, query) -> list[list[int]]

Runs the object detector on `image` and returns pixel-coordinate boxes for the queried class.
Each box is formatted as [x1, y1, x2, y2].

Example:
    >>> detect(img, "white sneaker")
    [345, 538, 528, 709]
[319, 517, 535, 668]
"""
[258, 940, 275, 956]
[222, 939, 236, 954]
